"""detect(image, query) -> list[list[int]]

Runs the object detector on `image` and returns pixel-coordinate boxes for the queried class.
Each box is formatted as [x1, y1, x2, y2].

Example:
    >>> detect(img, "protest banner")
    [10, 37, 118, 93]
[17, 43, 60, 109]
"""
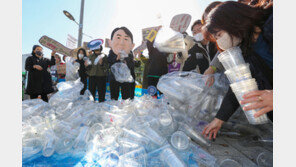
[39, 35, 73, 57]
[170, 14, 192, 33]
[142, 26, 160, 41]
[146, 29, 158, 42]
[66, 34, 77, 49]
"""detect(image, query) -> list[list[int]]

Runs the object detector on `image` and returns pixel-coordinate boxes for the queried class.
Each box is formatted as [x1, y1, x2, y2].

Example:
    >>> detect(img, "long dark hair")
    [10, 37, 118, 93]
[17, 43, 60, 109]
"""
[77, 48, 87, 58]
[201, 1, 223, 52]
[203, 1, 272, 56]
[201, 1, 222, 25]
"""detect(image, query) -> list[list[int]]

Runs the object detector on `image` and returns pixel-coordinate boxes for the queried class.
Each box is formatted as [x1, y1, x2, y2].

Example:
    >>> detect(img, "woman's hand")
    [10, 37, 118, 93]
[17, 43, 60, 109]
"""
[240, 90, 273, 118]
[204, 67, 216, 87]
[202, 118, 224, 140]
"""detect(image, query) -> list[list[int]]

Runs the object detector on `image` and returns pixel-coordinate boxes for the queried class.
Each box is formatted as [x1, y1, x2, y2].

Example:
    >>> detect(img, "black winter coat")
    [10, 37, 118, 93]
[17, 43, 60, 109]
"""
[215, 14, 273, 122]
[75, 57, 88, 79]
[146, 40, 168, 77]
[25, 54, 56, 95]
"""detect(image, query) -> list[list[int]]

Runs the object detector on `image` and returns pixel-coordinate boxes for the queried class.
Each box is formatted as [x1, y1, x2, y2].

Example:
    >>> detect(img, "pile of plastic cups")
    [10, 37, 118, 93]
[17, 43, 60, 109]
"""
[218, 46, 269, 125]
[22, 78, 220, 167]
[156, 71, 229, 123]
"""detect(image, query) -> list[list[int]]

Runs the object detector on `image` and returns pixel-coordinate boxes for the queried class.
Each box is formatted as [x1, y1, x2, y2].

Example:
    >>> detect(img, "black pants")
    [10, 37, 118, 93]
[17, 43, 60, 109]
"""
[147, 77, 162, 96]
[130, 82, 135, 100]
[89, 76, 107, 102]
[80, 76, 87, 95]
[110, 80, 131, 100]
[30, 93, 48, 102]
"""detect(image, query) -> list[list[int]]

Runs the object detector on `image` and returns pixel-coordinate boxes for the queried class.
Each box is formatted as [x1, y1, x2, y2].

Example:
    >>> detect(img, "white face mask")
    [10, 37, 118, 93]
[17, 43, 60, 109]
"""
[193, 33, 204, 42]
[216, 32, 242, 50]
[78, 54, 84, 60]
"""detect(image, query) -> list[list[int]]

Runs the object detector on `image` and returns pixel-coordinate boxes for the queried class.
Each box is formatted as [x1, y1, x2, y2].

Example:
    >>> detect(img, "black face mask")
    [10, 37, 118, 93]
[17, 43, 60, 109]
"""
[35, 51, 43, 56]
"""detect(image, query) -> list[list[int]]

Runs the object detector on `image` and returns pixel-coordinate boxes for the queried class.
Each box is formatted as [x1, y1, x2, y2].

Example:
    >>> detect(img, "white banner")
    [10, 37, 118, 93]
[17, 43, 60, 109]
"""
[39, 35, 73, 56]
[66, 34, 78, 49]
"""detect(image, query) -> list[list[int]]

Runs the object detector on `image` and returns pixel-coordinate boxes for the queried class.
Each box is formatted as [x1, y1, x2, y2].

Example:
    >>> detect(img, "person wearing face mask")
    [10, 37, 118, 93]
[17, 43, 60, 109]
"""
[75, 48, 88, 95]
[85, 42, 109, 102]
[25, 45, 56, 102]
[107, 27, 136, 100]
[201, 1, 273, 140]
[182, 20, 218, 74]
[49, 54, 64, 92]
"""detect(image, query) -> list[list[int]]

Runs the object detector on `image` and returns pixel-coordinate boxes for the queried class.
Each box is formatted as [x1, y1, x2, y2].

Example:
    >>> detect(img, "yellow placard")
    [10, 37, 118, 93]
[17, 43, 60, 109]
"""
[146, 29, 158, 42]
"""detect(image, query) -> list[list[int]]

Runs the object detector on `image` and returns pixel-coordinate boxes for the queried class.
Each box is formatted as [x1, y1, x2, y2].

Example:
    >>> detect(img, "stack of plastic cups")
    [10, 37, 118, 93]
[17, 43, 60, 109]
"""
[218, 46, 268, 125]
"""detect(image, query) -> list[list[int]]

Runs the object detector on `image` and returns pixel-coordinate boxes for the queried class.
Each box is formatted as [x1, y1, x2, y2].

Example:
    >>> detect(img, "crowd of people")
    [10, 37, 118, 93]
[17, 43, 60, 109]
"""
[24, 0, 273, 140]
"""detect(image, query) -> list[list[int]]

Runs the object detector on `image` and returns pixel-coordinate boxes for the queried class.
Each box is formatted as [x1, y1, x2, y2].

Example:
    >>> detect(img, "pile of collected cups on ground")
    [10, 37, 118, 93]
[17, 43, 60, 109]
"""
[22, 70, 231, 166]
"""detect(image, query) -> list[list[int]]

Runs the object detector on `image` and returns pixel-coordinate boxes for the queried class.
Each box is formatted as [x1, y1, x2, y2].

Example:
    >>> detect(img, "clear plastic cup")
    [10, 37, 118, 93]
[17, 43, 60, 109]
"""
[159, 112, 173, 126]
[178, 122, 211, 147]
[257, 151, 273, 167]
[189, 142, 216, 166]
[225, 63, 252, 83]
[42, 130, 56, 157]
[230, 78, 258, 94]
[22, 138, 43, 155]
[93, 127, 120, 147]
[73, 126, 90, 150]
[160, 147, 186, 167]
[99, 151, 120, 167]
[220, 159, 242, 167]
[230, 79, 269, 125]
[157, 80, 186, 102]
[230, 79, 258, 102]
[218, 46, 245, 70]
[90, 123, 103, 136]
[120, 146, 146, 159]
[55, 137, 74, 154]
[170, 131, 189, 150]
[140, 126, 166, 146]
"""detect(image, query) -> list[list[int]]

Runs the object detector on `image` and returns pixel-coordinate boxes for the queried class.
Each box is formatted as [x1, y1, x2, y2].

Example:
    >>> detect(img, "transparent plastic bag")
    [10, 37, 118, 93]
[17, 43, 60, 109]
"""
[65, 57, 80, 81]
[111, 62, 134, 83]
[154, 27, 186, 53]
[157, 71, 229, 121]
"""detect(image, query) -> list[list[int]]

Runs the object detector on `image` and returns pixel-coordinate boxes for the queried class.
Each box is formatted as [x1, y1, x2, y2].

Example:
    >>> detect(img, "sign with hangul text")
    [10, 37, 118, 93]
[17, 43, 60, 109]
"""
[39, 35, 73, 57]
[170, 14, 192, 33]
